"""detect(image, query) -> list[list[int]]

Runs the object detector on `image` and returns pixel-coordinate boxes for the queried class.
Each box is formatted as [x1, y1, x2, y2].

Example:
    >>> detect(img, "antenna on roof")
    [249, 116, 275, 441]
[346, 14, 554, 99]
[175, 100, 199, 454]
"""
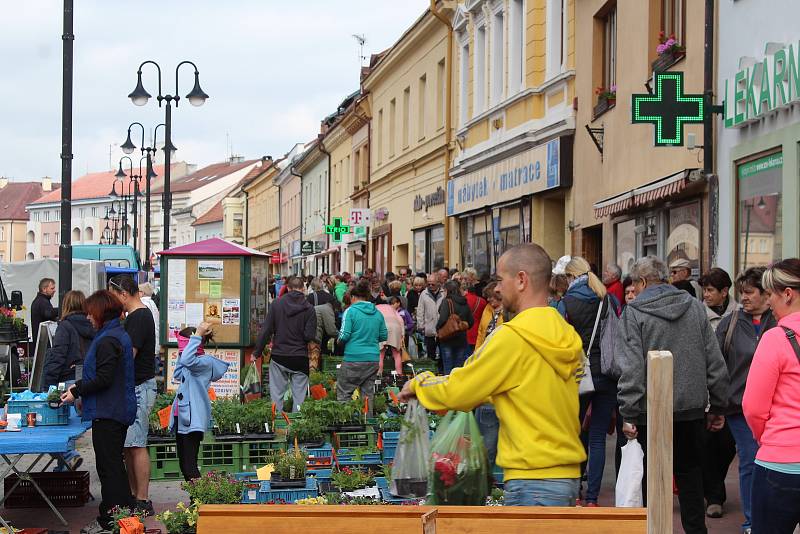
[352, 34, 367, 66]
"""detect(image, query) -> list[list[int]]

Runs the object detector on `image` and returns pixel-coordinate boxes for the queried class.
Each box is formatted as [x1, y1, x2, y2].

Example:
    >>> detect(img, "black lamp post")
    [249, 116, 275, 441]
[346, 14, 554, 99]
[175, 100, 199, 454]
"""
[121, 122, 164, 270]
[116, 156, 136, 246]
[128, 60, 208, 253]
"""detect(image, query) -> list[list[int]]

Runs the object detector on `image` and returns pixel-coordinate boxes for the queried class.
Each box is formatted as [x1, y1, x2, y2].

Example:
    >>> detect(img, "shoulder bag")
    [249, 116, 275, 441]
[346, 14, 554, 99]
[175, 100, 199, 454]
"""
[578, 299, 604, 395]
[437, 299, 469, 341]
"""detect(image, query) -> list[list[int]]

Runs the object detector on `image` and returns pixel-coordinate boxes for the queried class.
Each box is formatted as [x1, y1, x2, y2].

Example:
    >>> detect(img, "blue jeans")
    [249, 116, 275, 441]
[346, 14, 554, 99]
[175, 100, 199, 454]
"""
[751, 464, 800, 534]
[728, 414, 759, 530]
[439, 344, 467, 374]
[578, 375, 617, 503]
[475, 404, 499, 472]
[504, 478, 580, 507]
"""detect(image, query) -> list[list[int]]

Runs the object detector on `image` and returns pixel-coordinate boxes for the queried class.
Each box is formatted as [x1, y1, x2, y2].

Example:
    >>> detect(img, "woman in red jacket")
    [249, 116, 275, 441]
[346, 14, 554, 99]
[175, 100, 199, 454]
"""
[743, 258, 800, 533]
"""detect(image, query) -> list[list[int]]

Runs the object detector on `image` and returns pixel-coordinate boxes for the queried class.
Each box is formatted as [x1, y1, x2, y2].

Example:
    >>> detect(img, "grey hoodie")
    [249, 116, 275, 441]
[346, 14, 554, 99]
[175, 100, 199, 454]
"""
[617, 283, 730, 425]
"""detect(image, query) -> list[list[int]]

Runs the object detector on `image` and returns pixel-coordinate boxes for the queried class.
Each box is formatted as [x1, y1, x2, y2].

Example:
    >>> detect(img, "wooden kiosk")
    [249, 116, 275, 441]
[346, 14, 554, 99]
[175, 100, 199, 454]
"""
[158, 238, 270, 396]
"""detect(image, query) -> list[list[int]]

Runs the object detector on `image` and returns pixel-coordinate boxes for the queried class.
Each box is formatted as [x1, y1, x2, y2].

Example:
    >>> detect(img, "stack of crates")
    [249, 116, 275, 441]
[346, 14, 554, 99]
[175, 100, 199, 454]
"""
[333, 427, 377, 450]
[381, 431, 400, 465]
[321, 355, 344, 372]
[241, 477, 318, 504]
[335, 448, 382, 470]
[305, 444, 334, 472]
[239, 435, 288, 472]
[149, 440, 182, 480]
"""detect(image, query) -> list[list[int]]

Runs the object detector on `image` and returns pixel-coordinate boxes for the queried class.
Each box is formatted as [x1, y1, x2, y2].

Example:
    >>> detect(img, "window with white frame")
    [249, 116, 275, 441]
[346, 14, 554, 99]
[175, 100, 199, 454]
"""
[491, 9, 504, 105]
[436, 59, 445, 129]
[418, 74, 427, 140]
[389, 98, 396, 157]
[377, 109, 384, 164]
[474, 24, 487, 115]
[402, 87, 410, 149]
[43, 211, 50, 222]
[0, 226, 4, 241]
[509, 0, 525, 94]
[547, 0, 565, 76]
[44, 233, 50, 245]
[91, 206, 97, 217]
[602, 4, 617, 92]
[79, 208, 85, 218]
[459, 40, 470, 126]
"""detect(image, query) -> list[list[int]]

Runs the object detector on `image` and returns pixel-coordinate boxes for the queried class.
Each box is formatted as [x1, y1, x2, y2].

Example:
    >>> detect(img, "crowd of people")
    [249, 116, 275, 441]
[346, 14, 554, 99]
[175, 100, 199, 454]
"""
[29, 243, 800, 533]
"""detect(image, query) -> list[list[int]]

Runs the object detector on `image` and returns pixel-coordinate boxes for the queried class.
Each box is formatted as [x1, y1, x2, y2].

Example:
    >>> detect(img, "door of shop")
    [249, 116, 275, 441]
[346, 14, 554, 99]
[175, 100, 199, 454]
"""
[582, 225, 603, 273]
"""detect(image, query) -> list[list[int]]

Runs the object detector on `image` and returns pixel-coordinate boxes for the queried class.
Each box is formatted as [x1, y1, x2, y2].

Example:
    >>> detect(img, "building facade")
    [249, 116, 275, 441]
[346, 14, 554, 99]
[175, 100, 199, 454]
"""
[716, 0, 800, 275]
[295, 141, 330, 275]
[191, 200, 224, 241]
[0, 178, 54, 263]
[448, 0, 576, 276]
[275, 144, 306, 276]
[363, 9, 450, 275]
[572, 0, 707, 275]
[242, 159, 282, 274]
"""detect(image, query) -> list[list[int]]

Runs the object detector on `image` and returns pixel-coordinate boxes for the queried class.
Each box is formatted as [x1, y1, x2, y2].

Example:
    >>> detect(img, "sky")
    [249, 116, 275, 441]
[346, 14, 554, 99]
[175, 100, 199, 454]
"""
[0, 0, 429, 181]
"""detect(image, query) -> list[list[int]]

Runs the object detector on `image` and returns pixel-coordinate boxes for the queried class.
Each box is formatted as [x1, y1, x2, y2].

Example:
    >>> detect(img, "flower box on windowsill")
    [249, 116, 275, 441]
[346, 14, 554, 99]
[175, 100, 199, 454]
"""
[593, 96, 616, 119]
[652, 50, 685, 73]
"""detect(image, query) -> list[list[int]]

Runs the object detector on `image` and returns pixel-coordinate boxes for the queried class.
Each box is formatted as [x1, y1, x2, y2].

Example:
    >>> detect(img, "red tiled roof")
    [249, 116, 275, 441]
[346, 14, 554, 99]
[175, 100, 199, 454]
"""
[153, 159, 258, 194]
[192, 200, 223, 226]
[30, 164, 170, 205]
[0, 181, 59, 220]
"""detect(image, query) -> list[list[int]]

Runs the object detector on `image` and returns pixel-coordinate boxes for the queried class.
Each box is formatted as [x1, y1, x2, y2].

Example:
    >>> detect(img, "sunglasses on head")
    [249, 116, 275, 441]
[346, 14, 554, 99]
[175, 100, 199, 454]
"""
[108, 279, 123, 292]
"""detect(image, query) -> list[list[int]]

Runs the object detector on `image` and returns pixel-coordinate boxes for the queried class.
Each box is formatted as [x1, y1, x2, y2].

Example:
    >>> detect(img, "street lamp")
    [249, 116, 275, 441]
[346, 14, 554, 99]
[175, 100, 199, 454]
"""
[128, 60, 208, 253]
[119, 122, 165, 270]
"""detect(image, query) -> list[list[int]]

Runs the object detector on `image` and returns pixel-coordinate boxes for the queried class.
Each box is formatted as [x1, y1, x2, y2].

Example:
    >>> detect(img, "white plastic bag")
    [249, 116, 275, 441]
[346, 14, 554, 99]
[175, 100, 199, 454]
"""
[615, 439, 644, 507]
[390, 400, 430, 497]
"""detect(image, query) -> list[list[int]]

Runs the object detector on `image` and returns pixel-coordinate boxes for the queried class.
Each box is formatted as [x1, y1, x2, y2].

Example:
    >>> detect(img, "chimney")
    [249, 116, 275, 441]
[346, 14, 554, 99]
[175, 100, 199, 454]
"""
[0, 176, 7, 189]
[42, 176, 52, 191]
[229, 155, 244, 164]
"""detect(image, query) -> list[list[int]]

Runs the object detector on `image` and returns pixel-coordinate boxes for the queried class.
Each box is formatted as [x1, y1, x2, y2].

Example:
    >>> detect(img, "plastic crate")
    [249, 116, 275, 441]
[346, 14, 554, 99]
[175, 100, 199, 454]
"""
[148, 441, 182, 480]
[375, 477, 424, 505]
[308, 468, 332, 482]
[407, 359, 438, 375]
[4, 471, 90, 508]
[382, 431, 401, 442]
[6, 400, 70, 426]
[239, 437, 287, 471]
[336, 448, 382, 464]
[241, 477, 318, 504]
[382, 444, 397, 464]
[334, 428, 376, 450]
[322, 356, 344, 372]
[303, 444, 333, 469]
[199, 439, 240, 471]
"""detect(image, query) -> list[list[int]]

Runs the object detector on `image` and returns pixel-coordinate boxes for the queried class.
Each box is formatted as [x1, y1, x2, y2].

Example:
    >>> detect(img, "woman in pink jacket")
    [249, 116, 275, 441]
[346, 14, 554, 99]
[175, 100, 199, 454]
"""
[743, 258, 800, 534]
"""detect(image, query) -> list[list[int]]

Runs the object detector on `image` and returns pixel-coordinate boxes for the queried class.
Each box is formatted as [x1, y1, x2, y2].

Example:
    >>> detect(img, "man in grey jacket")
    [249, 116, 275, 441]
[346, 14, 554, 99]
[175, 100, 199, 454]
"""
[416, 274, 444, 362]
[618, 256, 730, 534]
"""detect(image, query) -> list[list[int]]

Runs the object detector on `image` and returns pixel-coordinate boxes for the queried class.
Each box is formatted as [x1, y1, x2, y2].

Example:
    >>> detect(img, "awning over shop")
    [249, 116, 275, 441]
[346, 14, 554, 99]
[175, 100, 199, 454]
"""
[593, 169, 693, 219]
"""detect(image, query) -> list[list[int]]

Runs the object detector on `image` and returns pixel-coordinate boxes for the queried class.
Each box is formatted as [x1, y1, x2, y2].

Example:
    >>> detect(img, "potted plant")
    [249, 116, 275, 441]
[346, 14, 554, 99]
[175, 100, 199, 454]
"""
[240, 398, 274, 439]
[0, 307, 26, 343]
[271, 449, 308, 488]
[210, 398, 242, 440]
[288, 417, 326, 448]
[181, 471, 244, 505]
[157, 501, 199, 534]
[46, 389, 63, 409]
[652, 31, 686, 72]
[149, 392, 176, 441]
[331, 467, 374, 492]
[593, 85, 617, 116]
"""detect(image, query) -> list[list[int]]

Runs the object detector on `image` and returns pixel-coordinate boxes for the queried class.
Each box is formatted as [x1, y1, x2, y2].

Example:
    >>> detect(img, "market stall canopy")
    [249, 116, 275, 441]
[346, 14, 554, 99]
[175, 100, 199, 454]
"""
[158, 237, 268, 257]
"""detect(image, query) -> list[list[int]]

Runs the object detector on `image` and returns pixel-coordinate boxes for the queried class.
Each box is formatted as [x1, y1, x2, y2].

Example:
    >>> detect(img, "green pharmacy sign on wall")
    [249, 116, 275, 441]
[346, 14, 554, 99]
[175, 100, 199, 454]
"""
[632, 72, 704, 146]
[325, 217, 351, 243]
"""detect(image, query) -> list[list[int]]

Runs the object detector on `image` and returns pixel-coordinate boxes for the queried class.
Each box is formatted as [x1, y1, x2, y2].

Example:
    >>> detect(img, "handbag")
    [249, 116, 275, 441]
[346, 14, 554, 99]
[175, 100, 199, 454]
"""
[437, 299, 469, 341]
[578, 300, 604, 395]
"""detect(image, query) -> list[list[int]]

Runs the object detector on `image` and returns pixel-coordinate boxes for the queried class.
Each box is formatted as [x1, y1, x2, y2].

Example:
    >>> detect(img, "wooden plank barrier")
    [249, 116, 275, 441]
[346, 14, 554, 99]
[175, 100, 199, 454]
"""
[197, 505, 647, 533]
[647, 350, 673, 534]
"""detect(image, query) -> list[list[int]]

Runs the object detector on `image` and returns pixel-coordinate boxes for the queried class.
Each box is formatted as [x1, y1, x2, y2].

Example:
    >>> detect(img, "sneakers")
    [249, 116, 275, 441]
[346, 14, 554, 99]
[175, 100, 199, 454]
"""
[136, 499, 155, 517]
[706, 504, 723, 518]
[80, 519, 111, 534]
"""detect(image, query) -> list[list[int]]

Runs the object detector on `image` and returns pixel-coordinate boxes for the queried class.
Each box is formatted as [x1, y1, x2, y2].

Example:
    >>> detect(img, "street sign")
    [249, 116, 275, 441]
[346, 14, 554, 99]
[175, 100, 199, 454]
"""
[631, 71, 704, 146]
[300, 241, 314, 255]
[348, 208, 371, 227]
[325, 217, 351, 243]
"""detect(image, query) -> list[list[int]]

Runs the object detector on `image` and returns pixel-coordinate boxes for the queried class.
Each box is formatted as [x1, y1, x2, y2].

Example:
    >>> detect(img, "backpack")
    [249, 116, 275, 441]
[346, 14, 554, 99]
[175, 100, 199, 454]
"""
[598, 296, 622, 379]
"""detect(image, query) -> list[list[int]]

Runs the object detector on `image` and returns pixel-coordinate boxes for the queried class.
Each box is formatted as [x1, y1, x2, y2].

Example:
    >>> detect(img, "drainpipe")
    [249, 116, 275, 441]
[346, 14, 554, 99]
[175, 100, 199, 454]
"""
[243, 190, 249, 246]
[319, 140, 332, 273]
[430, 0, 453, 268]
[704, 0, 717, 267]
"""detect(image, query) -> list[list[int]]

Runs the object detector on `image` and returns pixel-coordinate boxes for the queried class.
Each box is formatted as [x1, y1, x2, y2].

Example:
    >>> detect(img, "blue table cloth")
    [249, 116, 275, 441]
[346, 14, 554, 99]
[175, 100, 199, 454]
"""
[0, 414, 91, 454]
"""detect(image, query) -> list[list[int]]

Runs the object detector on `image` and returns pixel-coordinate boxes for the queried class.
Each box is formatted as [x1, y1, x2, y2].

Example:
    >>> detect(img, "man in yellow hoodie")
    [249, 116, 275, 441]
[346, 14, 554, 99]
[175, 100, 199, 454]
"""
[399, 243, 586, 506]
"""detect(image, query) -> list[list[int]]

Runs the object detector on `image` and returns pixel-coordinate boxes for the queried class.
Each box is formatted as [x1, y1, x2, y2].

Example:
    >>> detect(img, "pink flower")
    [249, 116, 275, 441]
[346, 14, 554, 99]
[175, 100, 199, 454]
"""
[665, 38, 676, 47]
[657, 44, 666, 54]
[610, 85, 617, 93]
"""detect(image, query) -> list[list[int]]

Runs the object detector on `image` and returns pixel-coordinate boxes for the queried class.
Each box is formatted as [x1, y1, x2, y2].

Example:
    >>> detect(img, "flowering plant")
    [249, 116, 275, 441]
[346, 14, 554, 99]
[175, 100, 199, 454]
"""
[657, 31, 685, 56]
[433, 452, 460, 487]
[156, 501, 198, 534]
[0, 307, 25, 330]
[594, 85, 617, 101]
[181, 471, 244, 504]
[331, 467, 374, 491]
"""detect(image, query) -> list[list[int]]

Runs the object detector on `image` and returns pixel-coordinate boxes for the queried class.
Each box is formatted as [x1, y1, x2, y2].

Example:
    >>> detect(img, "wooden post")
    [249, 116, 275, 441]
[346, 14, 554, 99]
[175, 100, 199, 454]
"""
[646, 350, 673, 534]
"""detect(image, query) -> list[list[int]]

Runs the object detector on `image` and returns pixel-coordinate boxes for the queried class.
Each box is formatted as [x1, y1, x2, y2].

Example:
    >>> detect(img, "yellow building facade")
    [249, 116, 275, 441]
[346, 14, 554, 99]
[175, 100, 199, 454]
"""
[571, 0, 707, 275]
[447, 0, 576, 274]
[242, 162, 281, 273]
[362, 9, 451, 274]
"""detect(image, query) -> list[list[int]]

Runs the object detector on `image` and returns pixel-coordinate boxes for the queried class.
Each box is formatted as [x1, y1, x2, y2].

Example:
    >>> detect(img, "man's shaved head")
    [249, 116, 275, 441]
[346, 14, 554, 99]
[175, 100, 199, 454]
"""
[502, 243, 552, 288]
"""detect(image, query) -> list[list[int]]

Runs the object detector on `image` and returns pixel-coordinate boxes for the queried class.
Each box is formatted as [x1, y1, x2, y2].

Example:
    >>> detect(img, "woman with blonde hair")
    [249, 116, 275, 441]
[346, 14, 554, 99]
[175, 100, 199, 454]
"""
[743, 258, 800, 532]
[556, 256, 616, 507]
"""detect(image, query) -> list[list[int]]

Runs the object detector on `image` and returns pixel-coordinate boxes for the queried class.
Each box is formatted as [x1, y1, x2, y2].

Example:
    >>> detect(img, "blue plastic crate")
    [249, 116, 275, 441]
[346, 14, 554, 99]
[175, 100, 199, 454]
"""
[375, 477, 424, 505]
[382, 444, 397, 464]
[241, 477, 318, 504]
[308, 468, 332, 482]
[382, 431, 401, 442]
[6, 400, 70, 426]
[335, 448, 382, 463]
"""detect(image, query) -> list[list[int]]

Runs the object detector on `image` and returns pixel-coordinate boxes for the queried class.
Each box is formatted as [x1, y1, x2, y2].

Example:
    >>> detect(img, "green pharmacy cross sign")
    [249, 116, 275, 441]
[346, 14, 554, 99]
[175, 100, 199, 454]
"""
[632, 72, 704, 146]
[325, 217, 351, 243]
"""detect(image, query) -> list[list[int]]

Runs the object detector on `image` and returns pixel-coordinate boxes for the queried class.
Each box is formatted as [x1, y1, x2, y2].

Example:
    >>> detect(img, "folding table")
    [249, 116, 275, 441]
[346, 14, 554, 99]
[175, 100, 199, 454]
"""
[0, 414, 91, 526]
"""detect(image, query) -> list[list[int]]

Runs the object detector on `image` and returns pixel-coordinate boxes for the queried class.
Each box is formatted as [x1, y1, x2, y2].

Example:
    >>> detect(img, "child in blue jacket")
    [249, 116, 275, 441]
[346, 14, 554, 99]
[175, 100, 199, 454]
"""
[170, 321, 229, 481]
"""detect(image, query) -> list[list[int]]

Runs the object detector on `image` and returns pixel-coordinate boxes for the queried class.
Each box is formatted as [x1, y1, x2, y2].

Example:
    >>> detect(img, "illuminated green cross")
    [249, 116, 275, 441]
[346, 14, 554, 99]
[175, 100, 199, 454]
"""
[325, 217, 351, 243]
[632, 72, 704, 146]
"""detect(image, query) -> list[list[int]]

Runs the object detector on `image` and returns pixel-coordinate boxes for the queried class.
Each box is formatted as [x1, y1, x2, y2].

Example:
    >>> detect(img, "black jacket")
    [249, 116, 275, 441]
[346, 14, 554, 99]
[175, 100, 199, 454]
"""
[31, 292, 58, 347]
[716, 308, 778, 415]
[42, 313, 95, 387]
[436, 293, 474, 347]
[407, 289, 421, 317]
[254, 290, 317, 371]
[560, 281, 607, 377]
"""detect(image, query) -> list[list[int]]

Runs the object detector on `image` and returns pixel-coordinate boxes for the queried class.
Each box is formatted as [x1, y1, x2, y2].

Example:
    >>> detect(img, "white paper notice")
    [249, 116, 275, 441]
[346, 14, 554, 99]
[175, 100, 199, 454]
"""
[185, 303, 204, 327]
[222, 298, 240, 325]
[167, 299, 185, 342]
[169, 259, 187, 300]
